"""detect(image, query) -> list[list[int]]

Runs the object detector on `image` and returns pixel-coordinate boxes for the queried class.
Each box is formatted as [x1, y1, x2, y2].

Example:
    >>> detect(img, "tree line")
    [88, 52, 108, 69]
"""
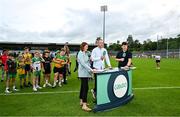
[108, 34, 180, 52]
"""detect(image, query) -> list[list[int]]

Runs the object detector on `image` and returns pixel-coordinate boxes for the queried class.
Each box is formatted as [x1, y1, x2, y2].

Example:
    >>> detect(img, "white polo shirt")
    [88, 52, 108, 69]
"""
[91, 47, 111, 70]
[155, 55, 161, 60]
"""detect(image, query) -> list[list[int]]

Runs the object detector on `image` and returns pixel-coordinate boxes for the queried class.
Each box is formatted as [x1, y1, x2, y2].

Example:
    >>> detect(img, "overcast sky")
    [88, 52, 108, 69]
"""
[0, 0, 180, 44]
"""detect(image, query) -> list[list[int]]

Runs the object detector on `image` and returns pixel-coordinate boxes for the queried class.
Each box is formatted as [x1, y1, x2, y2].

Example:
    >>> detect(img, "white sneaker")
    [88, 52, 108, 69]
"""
[13, 88, 19, 92]
[33, 87, 37, 92]
[36, 85, 42, 89]
[43, 84, 46, 88]
[5, 89, 11, 93]
[52, 83, 56, 88]
[91, 89, 96, 99]
[59, 82, 62, 87]
[47, 83, 52, 87]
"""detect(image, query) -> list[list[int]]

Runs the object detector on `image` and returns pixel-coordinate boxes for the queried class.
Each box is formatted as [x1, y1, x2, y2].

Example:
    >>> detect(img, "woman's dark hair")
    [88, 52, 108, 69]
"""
[80, 42, 88, 51]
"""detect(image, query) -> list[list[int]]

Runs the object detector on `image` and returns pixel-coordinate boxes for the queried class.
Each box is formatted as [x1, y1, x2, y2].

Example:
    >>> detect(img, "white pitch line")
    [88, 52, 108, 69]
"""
[133, 86, 180, 90]
[0, 86, 180, 96]
[0, 91, 79, 96]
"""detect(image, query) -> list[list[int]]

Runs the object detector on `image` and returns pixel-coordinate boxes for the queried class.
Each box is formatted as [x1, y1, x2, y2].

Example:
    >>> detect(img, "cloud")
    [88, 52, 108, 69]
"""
[0, 0, 180, 44]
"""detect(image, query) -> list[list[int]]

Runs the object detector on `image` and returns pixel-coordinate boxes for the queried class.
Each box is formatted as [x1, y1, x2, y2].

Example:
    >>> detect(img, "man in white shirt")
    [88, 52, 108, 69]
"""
[90, 38, 111, 99]
[91, 38, 111, 70]
[155, 55, 161, 69]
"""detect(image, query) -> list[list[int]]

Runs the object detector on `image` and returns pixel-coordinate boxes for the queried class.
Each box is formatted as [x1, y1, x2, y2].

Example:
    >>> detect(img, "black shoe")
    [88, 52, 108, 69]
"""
[52, 86, 56, 88]
[20, 85, 23, 89]
[24, 83, 29, 87]
[1, 80, 3, 82]
[93, 100, 97, 103]
[74, 69, 77, 72]
[28, 82, 32, 87]
[24, 84, 29, 87]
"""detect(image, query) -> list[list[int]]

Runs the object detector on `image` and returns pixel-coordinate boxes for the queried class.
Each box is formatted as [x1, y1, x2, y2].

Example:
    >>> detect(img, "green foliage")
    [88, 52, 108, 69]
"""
[108, 34, 180, 51]
[107, 43, 121, 51]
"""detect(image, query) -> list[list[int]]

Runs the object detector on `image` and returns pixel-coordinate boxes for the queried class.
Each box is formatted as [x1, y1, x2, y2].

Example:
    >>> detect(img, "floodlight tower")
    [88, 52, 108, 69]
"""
[101, 5, 108, 43]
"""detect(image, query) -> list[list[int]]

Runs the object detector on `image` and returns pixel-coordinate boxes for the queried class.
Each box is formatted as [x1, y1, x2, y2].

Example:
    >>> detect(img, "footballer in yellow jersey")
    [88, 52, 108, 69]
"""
[17, 54, 27, 88]
[23, 47, 32, 86]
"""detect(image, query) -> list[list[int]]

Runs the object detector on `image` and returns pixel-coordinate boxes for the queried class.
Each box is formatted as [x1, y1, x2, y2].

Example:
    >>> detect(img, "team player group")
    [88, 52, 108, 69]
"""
[0, 46, 71, 93]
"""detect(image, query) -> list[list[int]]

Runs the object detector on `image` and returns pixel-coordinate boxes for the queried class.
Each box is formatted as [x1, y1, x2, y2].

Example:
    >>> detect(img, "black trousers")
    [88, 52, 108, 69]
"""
[38, 74, 41, 85]
[79, 78, 89, 103]
[73, 60, 78, 72]
[93, 74, 97, 94]
[63, 66, 67, 83]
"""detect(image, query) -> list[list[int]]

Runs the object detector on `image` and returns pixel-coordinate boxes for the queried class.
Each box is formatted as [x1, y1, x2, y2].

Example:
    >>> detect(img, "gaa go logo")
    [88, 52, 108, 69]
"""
[113, 75, 128, 98]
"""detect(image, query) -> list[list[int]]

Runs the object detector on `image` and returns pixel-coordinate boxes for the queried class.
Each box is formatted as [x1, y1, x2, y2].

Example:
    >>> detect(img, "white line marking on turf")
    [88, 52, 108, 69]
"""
[0, 86, 180, 96]
[0, 91, 79, 96]
[133, 86, 180, 90]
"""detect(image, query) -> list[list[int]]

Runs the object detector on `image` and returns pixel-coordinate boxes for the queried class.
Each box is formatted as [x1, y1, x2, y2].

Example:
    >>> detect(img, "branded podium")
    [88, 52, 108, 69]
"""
[93, 68, 134, 112]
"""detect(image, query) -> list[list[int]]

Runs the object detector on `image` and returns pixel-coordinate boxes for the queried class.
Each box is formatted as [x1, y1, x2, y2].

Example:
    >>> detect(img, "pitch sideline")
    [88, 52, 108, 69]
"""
[0, 86, 180, 96]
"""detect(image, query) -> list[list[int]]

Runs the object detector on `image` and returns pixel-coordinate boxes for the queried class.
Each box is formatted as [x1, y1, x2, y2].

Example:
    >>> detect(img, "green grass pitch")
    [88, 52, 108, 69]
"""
[0, 57, 180, 116]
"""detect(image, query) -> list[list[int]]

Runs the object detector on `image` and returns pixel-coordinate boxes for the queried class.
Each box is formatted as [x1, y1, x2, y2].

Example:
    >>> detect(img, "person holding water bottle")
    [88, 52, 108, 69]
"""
[90, 38, 111, 99]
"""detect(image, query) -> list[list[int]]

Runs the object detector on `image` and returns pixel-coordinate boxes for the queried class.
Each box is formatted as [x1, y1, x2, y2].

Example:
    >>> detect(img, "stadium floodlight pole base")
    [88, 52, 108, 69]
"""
[93, 94, 134, 113]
